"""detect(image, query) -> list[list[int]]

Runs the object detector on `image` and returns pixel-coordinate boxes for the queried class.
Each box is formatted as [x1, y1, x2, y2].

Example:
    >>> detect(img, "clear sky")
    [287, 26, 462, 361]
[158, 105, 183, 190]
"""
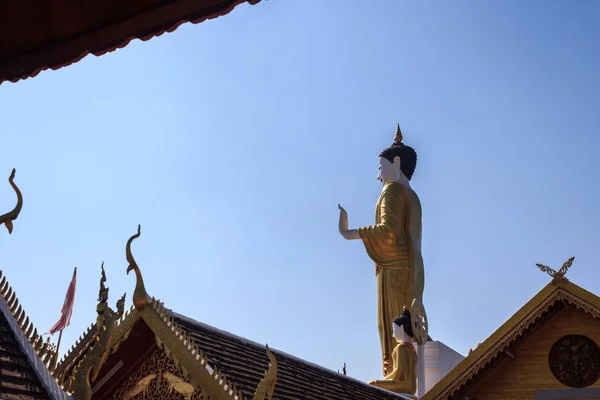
[1, 0, 599, 383]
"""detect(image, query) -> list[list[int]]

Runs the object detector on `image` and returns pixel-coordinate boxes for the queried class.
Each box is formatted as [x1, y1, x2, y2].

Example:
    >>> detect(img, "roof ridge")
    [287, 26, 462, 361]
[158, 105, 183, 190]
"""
[0, 270, 71, 399]
[170, 311, 413, 399]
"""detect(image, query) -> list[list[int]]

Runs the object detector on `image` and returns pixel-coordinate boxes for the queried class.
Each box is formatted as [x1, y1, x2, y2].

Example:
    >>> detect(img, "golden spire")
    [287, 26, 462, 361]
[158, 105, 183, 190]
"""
[0, 169, 23, 234]
[535, 256, 574, 285]
[126, 224, 150, 310]
[393, 123, 403, 143]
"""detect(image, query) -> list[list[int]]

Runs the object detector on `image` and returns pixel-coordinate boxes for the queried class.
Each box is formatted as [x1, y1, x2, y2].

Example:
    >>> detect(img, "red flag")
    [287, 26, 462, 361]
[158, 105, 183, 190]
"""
[47, 267, 77, 335]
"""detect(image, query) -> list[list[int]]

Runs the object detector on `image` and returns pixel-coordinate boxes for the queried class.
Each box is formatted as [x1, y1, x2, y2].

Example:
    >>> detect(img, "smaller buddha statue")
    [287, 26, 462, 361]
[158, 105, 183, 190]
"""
[369, 307, 417, 395]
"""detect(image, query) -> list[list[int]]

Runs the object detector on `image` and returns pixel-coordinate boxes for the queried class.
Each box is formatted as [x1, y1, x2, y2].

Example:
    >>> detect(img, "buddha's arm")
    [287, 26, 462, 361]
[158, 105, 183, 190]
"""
[358, 186, 403, 240]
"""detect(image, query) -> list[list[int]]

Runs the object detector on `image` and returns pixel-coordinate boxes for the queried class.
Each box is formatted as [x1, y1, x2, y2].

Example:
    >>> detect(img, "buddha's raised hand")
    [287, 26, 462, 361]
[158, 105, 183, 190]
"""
[338, 205, 359, 240]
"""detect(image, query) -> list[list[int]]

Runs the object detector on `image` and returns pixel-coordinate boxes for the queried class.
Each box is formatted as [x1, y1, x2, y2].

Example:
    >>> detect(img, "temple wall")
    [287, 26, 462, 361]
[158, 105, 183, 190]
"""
[467, 307, 600, 400]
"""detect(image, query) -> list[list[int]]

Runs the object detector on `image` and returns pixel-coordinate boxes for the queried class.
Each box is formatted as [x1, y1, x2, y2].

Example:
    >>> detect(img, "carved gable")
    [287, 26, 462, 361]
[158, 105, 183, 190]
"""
[424, 280, 600, 400]
[467, 306, 600, 400]
[114, 348, 203, 400]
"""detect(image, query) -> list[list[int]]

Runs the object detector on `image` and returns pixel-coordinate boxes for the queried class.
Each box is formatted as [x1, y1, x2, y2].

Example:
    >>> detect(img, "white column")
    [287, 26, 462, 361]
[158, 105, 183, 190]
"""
[418, 343, 426, 398]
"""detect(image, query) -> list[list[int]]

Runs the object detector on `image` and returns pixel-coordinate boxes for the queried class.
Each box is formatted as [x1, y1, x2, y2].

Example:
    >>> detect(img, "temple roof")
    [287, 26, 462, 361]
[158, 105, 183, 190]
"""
[172, 311, 413, 400]
[57, 225, 416, 399]
[422, 279, 600, 400]
[57, 302, 414, 400]
[0, 312, 49, 399]
[0, 0, 262, 86]
[0, 271, 71, 400]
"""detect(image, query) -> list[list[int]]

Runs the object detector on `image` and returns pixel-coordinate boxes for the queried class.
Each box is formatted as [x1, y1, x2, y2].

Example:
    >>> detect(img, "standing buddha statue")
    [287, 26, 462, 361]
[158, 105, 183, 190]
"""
[338, 124, 427, 377]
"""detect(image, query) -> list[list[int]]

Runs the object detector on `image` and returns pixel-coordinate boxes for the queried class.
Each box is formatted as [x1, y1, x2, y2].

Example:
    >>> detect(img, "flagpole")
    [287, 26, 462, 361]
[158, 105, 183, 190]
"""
[56, 329, 64, 355]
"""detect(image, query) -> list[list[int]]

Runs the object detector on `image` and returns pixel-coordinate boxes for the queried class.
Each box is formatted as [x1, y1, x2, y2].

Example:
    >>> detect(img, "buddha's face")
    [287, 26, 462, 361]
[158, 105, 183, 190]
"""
[393, 322, 404, 343]
[377, 156, 400, 184]
[393, 322, 413, 344]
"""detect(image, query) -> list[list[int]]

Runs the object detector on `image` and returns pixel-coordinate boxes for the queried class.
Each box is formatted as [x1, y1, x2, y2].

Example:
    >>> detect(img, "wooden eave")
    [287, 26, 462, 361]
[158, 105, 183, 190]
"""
[422, 280, 600, 400]
[0, 0, 262, 86]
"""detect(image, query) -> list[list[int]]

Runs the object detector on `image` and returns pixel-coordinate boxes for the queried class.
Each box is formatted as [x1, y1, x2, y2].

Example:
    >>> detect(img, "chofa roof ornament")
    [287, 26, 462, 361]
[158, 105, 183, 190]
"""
[126, 224, 151, 310]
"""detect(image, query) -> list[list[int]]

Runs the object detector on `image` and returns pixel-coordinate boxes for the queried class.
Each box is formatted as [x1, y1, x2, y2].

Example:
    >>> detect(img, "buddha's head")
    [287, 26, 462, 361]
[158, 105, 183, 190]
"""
[392, 307, 415, 344]
[377, 124, 417, 184]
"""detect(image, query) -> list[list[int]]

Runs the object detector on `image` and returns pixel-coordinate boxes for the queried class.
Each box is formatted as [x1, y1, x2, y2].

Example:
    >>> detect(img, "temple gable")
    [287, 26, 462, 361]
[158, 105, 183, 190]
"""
[423, 277, 600, 400]
[467, 307, 600, 400]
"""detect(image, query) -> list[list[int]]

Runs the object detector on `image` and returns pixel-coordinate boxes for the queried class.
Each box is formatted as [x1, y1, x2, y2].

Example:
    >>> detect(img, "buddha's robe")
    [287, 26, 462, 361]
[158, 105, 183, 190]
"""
[369, 342, 418, 395]
[358, 181, 424, 376]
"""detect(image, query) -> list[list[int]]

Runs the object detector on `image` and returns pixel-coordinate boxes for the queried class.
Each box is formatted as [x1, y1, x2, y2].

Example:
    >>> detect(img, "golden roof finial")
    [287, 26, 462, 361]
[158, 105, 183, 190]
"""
[126, 225, 150, 310]
[253, 344, 278, 400]
[0, 169, 23, 234]
[393, 123, 403, 143]
[535, 256, 574, 285]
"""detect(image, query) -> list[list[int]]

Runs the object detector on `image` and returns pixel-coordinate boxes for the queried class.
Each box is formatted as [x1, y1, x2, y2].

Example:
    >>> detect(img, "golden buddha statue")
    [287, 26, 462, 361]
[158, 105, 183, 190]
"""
[369, 308, 417, 395]
[338, 124, 426, 376]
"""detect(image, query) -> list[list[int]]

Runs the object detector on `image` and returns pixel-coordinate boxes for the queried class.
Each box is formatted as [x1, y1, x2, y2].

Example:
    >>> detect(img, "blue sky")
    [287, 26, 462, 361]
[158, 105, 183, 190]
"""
[1, 0, 600, 383]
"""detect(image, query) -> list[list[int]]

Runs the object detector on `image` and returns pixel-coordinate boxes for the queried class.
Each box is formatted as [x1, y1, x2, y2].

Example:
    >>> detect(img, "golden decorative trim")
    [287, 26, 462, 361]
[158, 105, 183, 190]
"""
[435, 287, 600, 400]
[253, 344, 277, 400]
[0, 168, 23, 234]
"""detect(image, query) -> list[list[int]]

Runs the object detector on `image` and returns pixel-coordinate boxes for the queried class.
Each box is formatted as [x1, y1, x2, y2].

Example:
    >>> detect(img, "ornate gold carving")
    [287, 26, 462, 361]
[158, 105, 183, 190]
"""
[254, 344, 277, 400]
[436, 287, 600, 400]
[164, 373, 196, 399]
[536, 257, 574, 285]
[67, 263, 126, 400]
[122, 374, 157, 400]
[126, 225, 151, 311]
[0, 168, 23, 234]
[114, 348, 205, 400]
[549, 334, 600, 387]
